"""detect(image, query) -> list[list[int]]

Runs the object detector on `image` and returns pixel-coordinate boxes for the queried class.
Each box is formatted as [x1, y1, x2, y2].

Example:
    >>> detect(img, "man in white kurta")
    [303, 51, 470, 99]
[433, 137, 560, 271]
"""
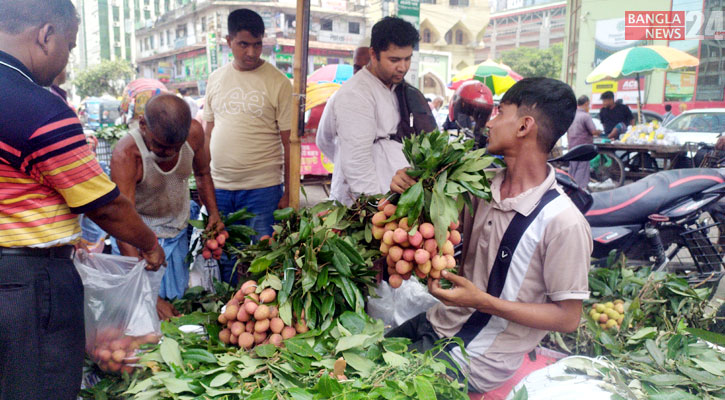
[325, 17, 421, 205]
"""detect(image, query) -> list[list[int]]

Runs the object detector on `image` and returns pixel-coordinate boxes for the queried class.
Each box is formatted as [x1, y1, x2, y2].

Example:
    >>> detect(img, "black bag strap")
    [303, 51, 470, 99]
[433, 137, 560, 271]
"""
[393, 82, 438, 143]
[451, 189, 561, 348]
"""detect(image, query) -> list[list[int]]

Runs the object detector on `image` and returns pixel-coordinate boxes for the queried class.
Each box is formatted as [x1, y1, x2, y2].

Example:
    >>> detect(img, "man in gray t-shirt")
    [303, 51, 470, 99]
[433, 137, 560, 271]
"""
[566, 95, 600, 189]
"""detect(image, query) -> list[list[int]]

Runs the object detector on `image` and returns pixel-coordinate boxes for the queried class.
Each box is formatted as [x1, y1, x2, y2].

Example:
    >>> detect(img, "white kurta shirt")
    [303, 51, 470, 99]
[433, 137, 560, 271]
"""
[325, 67, 409, 206]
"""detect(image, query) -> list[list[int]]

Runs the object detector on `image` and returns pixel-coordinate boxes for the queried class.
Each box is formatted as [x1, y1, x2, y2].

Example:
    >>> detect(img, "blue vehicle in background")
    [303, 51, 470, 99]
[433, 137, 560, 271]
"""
[79, 97, 121, 131]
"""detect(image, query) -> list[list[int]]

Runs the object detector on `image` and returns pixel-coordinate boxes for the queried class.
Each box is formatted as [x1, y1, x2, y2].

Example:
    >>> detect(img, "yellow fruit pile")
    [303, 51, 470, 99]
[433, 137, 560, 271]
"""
[589, 299, 626, 330]
[217, 280, 306, 349]
[371, 199, 460, 288]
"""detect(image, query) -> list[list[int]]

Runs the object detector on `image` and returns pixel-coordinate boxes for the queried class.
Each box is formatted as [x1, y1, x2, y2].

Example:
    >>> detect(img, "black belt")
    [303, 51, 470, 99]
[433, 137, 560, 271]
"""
[0, 245, 75, 259]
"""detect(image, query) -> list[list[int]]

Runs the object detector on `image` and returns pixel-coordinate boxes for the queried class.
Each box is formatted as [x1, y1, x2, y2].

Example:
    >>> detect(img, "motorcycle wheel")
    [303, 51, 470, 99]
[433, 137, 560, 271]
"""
[590, 151, 625, 189]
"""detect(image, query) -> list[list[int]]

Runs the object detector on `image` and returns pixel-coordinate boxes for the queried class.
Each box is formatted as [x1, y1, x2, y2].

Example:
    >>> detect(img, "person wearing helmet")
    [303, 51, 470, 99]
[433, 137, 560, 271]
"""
[389, 78, 591, 395]
[447, 80, 494, 148]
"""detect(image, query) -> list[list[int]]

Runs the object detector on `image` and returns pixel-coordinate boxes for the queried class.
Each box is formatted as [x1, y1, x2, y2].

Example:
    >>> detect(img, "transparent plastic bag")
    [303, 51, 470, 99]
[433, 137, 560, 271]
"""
[367, 278, 440, 330]
[188, 254, 220, 293]
[73, 250, 165, 373]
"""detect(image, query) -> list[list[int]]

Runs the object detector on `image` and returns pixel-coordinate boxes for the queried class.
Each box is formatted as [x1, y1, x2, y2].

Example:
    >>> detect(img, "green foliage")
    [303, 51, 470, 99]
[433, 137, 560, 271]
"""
[229, 199, 381, 331]
[79, 312, 469, 399]
[94, 124, 128, 148]
[543, 262, 725, 399]
[396, 131, 498, 248]
[73, 59, 135, 98]
[499, 43, 563, 80]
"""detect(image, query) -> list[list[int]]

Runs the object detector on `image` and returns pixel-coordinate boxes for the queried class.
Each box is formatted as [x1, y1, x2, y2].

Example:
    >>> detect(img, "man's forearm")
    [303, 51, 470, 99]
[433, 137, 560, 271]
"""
[282, 140, 291, 195]
[195, 172, 220, 219]
[86, 194, 157, 252]
[475, 293, 582, 333]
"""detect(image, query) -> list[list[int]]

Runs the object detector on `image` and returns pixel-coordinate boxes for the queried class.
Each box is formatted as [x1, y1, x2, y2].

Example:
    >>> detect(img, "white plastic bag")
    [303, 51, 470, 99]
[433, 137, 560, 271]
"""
[367, 279, 440, 330]
[188, 254, 221, 293]
[74, 250, 164, 373]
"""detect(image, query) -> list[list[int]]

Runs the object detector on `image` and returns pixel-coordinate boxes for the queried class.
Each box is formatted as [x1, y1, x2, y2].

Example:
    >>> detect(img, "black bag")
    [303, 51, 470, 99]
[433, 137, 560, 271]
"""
[393, 82, 438, 143]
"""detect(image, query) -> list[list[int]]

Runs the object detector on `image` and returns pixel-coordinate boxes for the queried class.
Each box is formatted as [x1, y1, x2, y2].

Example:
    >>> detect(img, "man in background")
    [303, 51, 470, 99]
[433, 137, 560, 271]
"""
[353, 45, 370, 73]
[324, 16, 420, 205]
[203, 9, 292, 284]
[662, 104, 675, 125]
[111, 94, 222, 320]
[566, 95, 600, 189]
[599, 91, 633, 140]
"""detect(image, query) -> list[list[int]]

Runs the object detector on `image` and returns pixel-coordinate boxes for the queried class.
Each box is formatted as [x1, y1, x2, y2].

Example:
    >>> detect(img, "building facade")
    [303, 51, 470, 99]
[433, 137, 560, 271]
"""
[563, 0, 725, 113]
[479, 1, 565, 61]
[134, 0, 367, 94]
[72, 0, 187, 71]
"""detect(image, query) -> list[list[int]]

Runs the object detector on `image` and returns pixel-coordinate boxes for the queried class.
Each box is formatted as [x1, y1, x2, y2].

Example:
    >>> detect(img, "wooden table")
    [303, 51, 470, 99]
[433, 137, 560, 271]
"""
[591, 141, 697, 187]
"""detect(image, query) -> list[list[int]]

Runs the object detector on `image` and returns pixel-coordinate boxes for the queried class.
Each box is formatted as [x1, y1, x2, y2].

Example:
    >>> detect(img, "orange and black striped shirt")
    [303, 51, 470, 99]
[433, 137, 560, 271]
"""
[0, 51, 119, 248]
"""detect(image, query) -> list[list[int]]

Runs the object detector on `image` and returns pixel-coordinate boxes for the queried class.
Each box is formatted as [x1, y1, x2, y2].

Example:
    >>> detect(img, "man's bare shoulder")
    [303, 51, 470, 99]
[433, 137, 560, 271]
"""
[112, 133, 141, 160]
[187, 120, 205, 152]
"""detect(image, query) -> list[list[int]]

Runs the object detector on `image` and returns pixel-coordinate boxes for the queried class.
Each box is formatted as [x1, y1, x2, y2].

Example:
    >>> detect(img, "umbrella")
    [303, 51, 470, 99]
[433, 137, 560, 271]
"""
[448, 59, 523, 94]
[307, 64, 354, 85]
[305, 82, 341, 111]
[120, 78, 167, 120]
[585, 45, 699, 123]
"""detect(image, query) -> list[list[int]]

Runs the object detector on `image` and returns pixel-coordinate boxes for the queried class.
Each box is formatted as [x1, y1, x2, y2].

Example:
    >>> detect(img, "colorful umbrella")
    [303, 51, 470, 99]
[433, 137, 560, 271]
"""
[448, 59, 523, 94]
[306, 82, 341, 111]
[307, 64, 354, 85]
[586, 45, 699, 122]
[120, 78, 167, 121]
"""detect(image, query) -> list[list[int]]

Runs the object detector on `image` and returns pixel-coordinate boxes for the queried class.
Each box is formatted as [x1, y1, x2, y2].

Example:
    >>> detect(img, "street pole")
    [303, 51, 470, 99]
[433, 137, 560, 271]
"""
[289, 0, 311, 209]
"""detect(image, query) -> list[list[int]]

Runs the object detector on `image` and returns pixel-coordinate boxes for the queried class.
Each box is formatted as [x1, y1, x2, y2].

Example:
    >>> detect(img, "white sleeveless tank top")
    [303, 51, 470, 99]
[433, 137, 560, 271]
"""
[129, 127, 194, 238]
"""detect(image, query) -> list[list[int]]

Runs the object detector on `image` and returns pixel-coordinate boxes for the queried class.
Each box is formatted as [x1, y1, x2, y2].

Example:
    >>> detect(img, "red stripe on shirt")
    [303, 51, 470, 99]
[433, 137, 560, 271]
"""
[0, 212, 76, 230]
[29, 117, 81, 139]
[0, 140, 21, 158]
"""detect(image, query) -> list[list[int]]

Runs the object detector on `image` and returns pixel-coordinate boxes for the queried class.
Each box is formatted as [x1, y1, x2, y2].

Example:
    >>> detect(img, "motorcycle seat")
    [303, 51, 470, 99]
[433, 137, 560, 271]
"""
[586, 168, 725, 227]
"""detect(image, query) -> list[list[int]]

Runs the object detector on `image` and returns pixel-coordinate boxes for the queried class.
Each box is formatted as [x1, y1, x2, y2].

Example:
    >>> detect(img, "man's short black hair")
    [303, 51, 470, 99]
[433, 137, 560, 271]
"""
[0, 0, 78, 34]
[500, 77, 577, 153]
[600, 91, 615, 100]
[145, 94, 191, 145]
[228, 8, 264, 38]
[370, 17, 420, 56]
[665, 104, 672, 112]
[577, 95, 589, 106]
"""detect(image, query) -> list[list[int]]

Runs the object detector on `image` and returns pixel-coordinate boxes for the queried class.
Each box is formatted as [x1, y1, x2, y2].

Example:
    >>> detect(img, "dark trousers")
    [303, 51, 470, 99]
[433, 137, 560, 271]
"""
[0, 254, 85, 400]
[386, 312, 477, 392]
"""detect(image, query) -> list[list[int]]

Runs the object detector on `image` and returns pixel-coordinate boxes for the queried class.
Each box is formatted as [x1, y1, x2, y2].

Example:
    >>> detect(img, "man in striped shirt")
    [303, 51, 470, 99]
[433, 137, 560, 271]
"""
[0, 1, 165, 398]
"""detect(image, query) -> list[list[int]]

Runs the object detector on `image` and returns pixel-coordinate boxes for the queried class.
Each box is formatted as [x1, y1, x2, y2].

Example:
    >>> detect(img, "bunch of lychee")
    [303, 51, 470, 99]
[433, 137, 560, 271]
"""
[217, 280, 307, 349]
[371, 201, 460, 288]
[202, 230, 230, 260]
[589, 299, 626, 330]
[89, 327, 160, 373]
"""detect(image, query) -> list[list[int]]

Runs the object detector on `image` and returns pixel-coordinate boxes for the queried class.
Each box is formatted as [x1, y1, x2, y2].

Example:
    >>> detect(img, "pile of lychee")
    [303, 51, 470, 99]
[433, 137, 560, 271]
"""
[371, 200, 460, 288]
[88, 327, 160, 373]
[201, 230, 229, 260]
[589, 299, 626, 330]
[217, 280, 308, 349]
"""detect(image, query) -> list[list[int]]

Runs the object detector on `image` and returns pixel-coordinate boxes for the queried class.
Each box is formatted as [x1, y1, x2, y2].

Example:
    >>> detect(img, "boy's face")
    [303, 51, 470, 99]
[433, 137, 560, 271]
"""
[485, 103, 521, 156]
[227, 30, 263, 71]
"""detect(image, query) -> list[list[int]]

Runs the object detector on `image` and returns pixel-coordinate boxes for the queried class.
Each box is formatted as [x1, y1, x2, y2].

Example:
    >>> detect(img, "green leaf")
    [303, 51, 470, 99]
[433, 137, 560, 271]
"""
[161, 377, 192, 394]
[225, 207, 255, 225]
[278, 259, 295, 305]
[314, 374, 343, 398]
[642, 374, 690, 386]
[677, 365, 725, 386]
[287, 387, 314, 400]
[336, 334, 371, 353]
[628, 327, 657, 343]
[339, 312, 366, 335]
[255, 344, 277, 358]
[647, 388, 701, 400]
[279, 300, 293, 326]
[250, 256, 273, 275]
[273, 207, 295, 220]
[260, 274, 283, 291]
[159, 337, 184, 371]
[413, 376, 437, 400]
[382, 351, 409, 367]
[343, 352, 376, 376]
[182, 348, 218, 364]
[692, 358, 725, 376]
[285, 338, 321, 361]
[646, 339, 665, 368]
[331, 249, 352, 277]
[188, 219, 205, 229]
[684, 327, 725, 346]
[510, 386, 528, 400]
[209, 372, 234, 387]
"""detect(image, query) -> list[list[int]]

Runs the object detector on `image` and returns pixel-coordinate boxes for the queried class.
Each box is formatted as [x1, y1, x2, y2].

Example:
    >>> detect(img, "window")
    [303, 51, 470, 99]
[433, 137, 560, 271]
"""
[144, 10, 150, 19]
[449, 0, 469, 5]
[165, 0, 170, 11]
[154, 0, 160, 14]
[150, 36, 154, 49]
[455, 30, 464, 45]
[348, 21, 360, 34]
[422, 28, 432, 43]
[167, 30, 173, 44]
[320, 19, 333, 31]
[176, 24, 187, 38]
[112, 5, 120, 21]
[445, 30, 452, 44]
[201, 16, 206, 32]
[159, 32, 164, 46]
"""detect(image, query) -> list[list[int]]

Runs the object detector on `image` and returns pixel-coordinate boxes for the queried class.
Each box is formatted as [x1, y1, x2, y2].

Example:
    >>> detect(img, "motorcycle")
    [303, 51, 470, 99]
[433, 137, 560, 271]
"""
[552, 145, 725, 280]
